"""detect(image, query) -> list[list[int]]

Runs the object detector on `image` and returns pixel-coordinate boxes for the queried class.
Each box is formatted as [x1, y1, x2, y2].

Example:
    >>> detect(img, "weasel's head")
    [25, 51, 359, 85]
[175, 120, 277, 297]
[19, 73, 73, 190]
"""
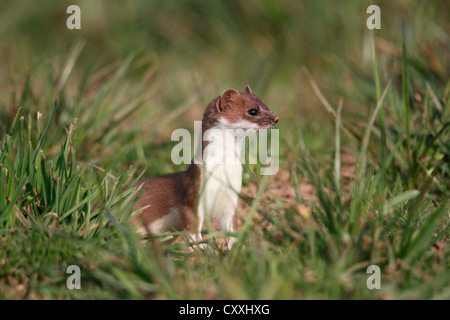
[214, 85, 278, 131]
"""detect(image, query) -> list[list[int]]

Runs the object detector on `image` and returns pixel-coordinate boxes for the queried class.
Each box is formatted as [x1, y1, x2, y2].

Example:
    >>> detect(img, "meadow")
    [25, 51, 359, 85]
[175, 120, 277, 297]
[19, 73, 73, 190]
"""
[0, 0, 448, 299]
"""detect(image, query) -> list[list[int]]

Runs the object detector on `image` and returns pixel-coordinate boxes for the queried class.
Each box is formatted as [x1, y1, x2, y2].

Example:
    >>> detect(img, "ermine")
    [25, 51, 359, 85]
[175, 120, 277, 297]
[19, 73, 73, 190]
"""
[132, 85, 278, 249]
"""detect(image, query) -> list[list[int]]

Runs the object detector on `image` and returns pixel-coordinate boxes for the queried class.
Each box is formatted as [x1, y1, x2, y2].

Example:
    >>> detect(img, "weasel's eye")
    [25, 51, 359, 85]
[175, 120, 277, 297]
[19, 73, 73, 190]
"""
[247, 108, 258, 116]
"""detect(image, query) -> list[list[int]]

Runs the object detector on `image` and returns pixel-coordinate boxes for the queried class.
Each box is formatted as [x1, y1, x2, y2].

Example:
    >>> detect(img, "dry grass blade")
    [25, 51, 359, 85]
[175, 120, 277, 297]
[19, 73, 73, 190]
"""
[302, 67, 336, 118]
[303, 67, 365, 145]
[426, 82, 443, 112]
[359, 81, 391, 176]
[56, 41, 85, 94]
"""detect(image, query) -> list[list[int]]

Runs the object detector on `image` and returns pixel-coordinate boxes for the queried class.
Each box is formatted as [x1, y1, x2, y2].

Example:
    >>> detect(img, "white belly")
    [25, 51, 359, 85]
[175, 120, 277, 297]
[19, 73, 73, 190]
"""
[199, 163, 242, 219]
[147, 208, 183, 234]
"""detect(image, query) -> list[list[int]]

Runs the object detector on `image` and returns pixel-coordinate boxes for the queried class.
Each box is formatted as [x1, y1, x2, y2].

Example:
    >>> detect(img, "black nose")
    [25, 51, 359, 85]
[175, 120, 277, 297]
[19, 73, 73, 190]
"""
[273, 116, 279, 124]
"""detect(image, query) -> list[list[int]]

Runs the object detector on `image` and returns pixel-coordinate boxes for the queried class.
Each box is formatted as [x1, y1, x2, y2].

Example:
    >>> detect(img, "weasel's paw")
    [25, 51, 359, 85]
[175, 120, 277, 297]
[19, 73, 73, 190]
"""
[226, 237, 237, 251]
[186, 233, 212, 252]
[190, 242, 213, 252]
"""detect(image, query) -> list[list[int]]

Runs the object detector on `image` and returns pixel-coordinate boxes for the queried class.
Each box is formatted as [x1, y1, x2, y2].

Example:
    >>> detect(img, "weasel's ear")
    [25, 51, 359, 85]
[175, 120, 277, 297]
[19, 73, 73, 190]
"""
[216, 88, 240, 113]
[245, 85, 253, 94]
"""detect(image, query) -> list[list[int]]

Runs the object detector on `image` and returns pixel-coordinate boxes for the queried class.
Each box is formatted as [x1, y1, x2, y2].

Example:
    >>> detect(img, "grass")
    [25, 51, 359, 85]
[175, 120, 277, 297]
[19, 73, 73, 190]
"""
[0, 0, 449, 299]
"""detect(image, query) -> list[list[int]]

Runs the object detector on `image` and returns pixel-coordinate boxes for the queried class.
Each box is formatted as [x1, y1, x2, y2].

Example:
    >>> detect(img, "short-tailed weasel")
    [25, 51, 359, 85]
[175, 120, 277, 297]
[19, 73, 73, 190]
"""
[132, 85, 278, 249]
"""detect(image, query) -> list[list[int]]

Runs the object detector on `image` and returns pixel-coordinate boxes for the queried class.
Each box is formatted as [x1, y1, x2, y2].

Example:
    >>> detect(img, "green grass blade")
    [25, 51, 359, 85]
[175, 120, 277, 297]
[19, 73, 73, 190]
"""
[0, 177, 27, 224]
[402, 24, 412, 166]
[372, 34, 386, 191]
[403, 204, 448, 262]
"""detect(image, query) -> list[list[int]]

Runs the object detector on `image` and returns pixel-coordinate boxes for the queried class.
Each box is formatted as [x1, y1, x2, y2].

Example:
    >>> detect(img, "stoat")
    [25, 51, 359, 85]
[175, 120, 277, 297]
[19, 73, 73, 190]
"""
[132, 85, 278, 249]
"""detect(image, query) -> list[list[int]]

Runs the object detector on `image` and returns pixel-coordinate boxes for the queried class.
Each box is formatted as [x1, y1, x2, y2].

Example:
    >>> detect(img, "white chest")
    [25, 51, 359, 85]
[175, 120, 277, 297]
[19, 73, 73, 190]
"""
[198, 128, 243, 218]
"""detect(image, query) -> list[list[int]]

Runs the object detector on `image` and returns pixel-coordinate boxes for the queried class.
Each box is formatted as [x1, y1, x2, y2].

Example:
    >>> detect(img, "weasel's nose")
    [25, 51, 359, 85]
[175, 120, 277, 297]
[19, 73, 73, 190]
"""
[273, 115, 279, 124]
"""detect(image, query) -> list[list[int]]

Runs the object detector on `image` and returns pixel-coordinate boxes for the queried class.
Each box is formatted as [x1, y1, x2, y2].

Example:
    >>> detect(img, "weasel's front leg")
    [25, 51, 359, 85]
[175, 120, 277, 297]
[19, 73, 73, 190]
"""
[182, 206, 209, 251]
[219, 209, 237, 250]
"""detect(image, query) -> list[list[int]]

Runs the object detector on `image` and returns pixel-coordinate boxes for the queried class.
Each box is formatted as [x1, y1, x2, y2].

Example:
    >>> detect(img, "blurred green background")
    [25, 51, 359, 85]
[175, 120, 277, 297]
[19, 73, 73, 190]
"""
[1, 0, 447, 169]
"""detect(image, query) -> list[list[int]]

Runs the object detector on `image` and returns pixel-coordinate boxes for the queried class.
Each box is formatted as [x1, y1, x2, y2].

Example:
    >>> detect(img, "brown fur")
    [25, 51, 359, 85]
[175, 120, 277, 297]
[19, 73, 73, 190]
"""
[132, 163, 201, 233]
